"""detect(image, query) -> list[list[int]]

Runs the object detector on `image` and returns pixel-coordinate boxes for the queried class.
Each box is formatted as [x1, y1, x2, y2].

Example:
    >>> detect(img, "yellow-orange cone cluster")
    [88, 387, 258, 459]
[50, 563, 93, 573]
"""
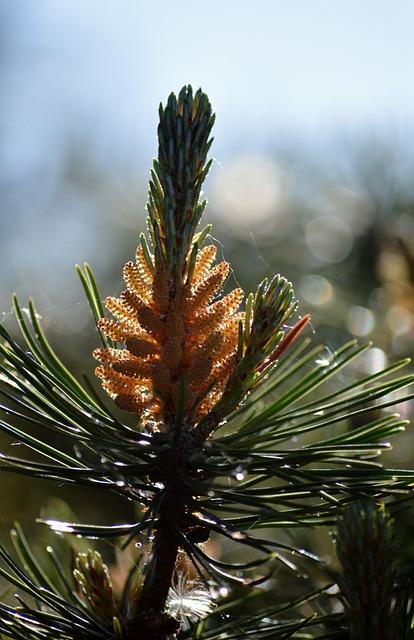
[94, 244, 244, 429]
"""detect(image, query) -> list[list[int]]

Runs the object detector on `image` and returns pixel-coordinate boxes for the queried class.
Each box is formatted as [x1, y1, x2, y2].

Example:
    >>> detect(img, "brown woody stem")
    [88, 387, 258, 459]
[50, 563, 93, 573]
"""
[132, 442, 188, 639]
[139, 516, 180, 613]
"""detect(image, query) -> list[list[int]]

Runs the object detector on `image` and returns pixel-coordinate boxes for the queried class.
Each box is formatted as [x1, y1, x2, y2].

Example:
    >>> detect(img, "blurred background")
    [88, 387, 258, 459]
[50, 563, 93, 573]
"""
[1, 0, 414, 608]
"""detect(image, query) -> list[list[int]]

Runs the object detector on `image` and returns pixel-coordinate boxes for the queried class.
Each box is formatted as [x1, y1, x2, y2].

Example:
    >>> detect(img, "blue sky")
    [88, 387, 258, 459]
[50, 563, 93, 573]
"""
[3, 0, 414, 175]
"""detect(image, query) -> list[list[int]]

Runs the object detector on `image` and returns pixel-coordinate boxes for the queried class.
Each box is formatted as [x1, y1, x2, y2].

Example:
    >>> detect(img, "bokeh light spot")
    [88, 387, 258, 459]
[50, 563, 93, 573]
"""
[211, 154, 286, 227]
[363, 347, 388, 374]
[299, 274, 333, 305]
[346, 305, 376, 337]
[386, 305, 412, 336]
[306, 215, 353, 263]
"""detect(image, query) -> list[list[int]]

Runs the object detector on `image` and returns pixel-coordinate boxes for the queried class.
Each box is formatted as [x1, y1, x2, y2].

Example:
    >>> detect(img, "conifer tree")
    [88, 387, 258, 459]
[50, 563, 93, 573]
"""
[0, 86, 413, 639]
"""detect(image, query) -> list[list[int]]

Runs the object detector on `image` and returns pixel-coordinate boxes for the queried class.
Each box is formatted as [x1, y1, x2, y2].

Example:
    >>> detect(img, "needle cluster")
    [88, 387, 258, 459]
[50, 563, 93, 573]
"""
[0, 86, 413, 640]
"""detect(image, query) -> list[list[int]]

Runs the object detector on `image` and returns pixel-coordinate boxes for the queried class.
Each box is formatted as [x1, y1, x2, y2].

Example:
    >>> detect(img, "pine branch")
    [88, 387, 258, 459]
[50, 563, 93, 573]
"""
[0, 86, 413, 639]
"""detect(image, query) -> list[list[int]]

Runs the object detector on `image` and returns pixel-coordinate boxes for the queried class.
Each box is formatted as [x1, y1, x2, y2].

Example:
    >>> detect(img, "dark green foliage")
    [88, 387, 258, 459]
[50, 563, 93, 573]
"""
[336, 501, 413, 640]
[0, 527, 122, 639]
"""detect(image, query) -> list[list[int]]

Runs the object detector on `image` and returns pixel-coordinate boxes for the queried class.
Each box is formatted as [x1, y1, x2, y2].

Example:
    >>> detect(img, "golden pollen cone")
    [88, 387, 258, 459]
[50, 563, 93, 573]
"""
[95, 244, 244, 430]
